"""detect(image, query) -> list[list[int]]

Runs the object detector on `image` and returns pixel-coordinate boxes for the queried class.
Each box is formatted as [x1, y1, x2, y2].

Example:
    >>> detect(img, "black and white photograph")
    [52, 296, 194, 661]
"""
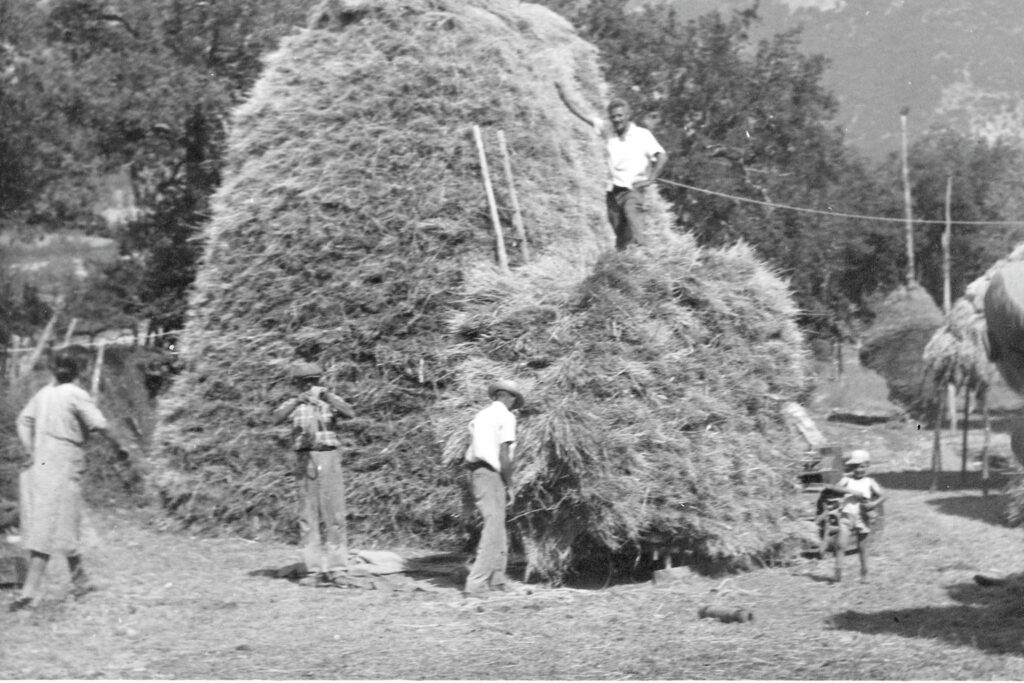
[1, 0, 1023, 678]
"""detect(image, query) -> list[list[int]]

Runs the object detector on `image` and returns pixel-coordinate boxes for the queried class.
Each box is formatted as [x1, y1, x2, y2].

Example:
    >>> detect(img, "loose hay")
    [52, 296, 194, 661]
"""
[151, 0, 812, 580]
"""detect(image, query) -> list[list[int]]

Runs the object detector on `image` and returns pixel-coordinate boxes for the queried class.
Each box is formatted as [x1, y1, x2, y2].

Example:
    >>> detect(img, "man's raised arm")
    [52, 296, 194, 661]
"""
[555, 82, 595, 127]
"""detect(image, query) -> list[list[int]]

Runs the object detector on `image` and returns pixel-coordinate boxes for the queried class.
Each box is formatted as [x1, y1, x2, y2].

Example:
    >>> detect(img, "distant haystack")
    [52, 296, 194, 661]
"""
[151, 0, 811, 578]
[860, 283, 944, 415]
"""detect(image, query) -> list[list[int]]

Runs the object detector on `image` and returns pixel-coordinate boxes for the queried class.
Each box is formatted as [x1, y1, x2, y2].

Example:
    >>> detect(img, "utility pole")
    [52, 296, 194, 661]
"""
[943, 176, 957, 435]
[900, 107, 915, 284]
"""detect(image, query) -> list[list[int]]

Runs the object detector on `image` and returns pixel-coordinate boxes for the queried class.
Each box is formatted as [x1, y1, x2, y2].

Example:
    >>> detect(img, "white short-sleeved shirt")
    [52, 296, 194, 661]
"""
[465, 400, 516, 471]
[837, 475, 881, 517]
[592, 117, 665, 190]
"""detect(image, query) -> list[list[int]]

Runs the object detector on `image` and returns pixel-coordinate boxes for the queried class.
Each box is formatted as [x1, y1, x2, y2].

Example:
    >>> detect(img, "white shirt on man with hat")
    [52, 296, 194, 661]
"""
[465, 400, 516, 472]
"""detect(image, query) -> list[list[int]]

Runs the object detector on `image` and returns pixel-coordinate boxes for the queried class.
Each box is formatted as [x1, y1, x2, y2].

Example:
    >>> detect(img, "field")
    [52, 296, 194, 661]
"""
[2, 407, 1023, 680]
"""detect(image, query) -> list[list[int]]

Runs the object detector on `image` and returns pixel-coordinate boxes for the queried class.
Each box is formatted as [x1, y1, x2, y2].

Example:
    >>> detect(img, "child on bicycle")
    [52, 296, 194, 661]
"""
[828, 449, 885, 583]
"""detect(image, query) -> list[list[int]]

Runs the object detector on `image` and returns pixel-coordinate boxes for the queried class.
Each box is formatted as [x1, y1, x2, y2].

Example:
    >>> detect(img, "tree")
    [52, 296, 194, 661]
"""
[885, 128, 1024, 303]
[0, 0, 309, 331]
[549, 0, 901, 341]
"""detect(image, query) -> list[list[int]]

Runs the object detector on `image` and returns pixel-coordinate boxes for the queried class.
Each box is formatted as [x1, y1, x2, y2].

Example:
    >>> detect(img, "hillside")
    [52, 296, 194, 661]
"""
[669, 0, 1024, 159]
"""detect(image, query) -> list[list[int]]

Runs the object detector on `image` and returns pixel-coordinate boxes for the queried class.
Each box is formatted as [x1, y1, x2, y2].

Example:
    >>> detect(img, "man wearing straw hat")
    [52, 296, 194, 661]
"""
[10, 351, 129, 612]
[463, 379, 525, 598]
[555, 82, 667, 251]
[273, 361, 356, 584]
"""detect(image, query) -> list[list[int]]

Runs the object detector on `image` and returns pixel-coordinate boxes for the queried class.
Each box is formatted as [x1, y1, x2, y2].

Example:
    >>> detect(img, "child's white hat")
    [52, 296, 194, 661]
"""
[845, 449, 870, 466]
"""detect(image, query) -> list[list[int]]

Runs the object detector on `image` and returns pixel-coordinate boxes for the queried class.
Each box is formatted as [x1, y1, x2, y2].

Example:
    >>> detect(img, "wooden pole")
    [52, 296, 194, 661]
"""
[91, 340, 106, 396]
[496, 130, 530, 264]
[900, 107, 915, 284]
[472, 125, 510, 274]
[981, 391, 990, 497]
[942, 176, 952, 313]
[61, 317, 78, 348]
[930, 387, 944, 493]
[24, 312, 58, 374]
[943, 176, 957, 435]
[960, 389, 970, 484]
[942, 176, 958, 438]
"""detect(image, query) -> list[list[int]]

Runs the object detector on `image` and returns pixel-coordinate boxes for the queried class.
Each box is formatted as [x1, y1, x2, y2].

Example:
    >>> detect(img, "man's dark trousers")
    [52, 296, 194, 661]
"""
[606, 185, 646, 250]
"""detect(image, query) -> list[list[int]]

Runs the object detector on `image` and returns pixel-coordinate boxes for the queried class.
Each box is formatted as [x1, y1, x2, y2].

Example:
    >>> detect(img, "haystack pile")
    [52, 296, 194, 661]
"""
[922, 297, 993, 400]
[439, 232, 811, 579]
[860, 283, 944, 415]
[151, 0, 812, 579]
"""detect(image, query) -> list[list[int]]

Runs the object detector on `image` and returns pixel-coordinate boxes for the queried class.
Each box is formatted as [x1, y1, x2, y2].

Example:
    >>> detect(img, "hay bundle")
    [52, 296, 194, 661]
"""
[440, 232, 812, 580]
[860, 283, 943, 415]
[922, 297, 994, 393]
[151, 0, 611, 542]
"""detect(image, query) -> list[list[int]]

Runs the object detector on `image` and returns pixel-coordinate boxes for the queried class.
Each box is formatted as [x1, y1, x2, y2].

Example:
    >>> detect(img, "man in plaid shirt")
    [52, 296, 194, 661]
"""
[273, 361, 356, 582]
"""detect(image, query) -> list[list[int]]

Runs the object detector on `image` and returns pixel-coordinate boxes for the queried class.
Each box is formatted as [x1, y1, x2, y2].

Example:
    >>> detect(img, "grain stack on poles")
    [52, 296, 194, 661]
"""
[151, 0, 812, 577]
[922, 298, 994, 492]
[151, 0, 610, 542]
[936, 241, 1024, 524]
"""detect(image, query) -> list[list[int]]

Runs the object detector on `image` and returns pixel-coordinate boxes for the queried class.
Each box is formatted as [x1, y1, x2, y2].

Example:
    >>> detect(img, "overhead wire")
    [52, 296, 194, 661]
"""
[655, 177, 1024, 226]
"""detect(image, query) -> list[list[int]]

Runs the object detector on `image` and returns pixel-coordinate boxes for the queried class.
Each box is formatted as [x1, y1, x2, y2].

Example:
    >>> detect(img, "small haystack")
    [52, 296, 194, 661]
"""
[151, 0, 812, 580]
[439, 231, 812, 580]
[860, 283, 944, 415]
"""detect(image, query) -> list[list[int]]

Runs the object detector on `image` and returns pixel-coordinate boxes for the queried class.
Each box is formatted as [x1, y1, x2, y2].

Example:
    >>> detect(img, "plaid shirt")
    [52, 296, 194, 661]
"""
[288, 396, 341, 451]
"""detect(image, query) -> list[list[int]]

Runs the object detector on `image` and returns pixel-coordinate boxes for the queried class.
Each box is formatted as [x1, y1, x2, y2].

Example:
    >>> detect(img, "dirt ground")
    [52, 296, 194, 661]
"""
[2, 413, 1023, 679]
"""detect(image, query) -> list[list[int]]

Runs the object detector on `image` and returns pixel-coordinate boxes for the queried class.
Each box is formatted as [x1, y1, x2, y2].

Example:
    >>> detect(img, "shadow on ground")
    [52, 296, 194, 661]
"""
[831, 575, 1024, 656]
[926, 494, 1013, 526]
[874, 470, 1010, 492]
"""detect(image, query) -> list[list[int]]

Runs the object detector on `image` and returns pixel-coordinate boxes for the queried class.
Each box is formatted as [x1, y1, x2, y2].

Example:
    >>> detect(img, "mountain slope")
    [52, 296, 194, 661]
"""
[669, 0, 1024, 159]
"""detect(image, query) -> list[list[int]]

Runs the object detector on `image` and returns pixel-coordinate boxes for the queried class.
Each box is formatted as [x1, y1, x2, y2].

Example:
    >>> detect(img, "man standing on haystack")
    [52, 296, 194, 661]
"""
[273, 361, 356, 584]
[462, 379, 529, 598]
[556, 82, 667, 251]
[10, 352, 130, 612]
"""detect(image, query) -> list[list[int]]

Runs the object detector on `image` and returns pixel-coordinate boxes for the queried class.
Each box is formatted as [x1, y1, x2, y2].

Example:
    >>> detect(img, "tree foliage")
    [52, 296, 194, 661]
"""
[543, 0, 1024, 342]
[0, 0, 307, 329]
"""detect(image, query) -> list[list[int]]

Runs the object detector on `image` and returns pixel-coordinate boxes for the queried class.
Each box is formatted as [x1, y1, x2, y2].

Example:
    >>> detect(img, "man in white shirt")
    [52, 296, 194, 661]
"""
[556, 83, 667, 250]
[463, 379, 524, 597]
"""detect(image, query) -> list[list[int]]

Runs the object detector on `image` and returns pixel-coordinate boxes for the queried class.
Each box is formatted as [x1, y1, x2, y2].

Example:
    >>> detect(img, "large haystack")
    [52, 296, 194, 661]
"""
[153, 0, 611, 542]
[152, 0, 812, 578]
